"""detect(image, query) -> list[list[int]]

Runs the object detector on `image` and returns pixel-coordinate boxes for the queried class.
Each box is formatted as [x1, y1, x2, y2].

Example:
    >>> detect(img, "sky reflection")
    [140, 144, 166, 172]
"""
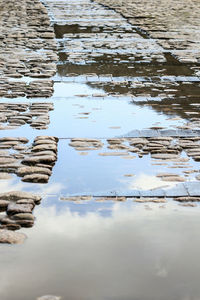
[0, 203, 200, 300]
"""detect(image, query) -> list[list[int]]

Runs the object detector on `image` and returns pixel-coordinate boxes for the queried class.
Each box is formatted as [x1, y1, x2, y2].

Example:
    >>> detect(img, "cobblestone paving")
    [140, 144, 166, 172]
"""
[0, 102, 53, 130]
[0, 0, 57, 98]
[1, 0, 200, 245]
[94, 0, 200, 66]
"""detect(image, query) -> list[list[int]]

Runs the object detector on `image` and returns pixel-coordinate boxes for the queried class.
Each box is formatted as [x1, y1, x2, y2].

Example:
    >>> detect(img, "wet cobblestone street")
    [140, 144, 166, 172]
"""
[0, 0, 200, 299]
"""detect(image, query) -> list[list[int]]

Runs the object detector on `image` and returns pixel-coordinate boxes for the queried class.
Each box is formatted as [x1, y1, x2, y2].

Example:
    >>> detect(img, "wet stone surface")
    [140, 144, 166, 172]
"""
[0, 191, 41, 237]
[94, 0, 200, 65]
[0, 0, 199, 242]
[0, 136, 58, 183]
[0, 229, 27, 244]
[1, 0, 200, 299]
[47, 0, 200, 133]
[0, 0, 58, 98]
[0, 102, 53, 130]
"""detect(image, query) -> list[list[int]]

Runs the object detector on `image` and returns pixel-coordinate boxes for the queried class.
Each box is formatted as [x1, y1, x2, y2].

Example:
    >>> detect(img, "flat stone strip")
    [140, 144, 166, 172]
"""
[62, 182, 200, 198]
[57, 129, 200, 139]
[54, 75, 200, 83]
[119, 129, 200, 138]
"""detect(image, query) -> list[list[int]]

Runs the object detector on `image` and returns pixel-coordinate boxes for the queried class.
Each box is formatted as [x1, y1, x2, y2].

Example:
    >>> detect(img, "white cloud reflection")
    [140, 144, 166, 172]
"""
[0, 203, 200, 300]
[128, 174, 176, 190]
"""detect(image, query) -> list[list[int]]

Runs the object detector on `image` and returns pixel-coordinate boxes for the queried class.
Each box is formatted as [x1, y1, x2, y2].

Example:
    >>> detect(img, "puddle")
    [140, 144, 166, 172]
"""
[1, 203, 200, 300]
[1, 138, 200, 198]
[0, 82, 189, 138]
[1, 0, 200, 298]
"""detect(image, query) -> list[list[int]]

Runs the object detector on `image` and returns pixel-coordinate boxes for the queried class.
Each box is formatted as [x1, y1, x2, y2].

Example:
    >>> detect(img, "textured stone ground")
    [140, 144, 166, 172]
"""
[0, 0, 57, 98]
[94, 0, 200, 66]
[1, 0, 200, 246]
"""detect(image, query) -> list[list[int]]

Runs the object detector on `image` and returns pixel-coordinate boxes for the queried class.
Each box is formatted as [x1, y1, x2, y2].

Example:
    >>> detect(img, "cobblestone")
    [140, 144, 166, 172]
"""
[0, 0, 58, 98]
[94, 0, 200, 64]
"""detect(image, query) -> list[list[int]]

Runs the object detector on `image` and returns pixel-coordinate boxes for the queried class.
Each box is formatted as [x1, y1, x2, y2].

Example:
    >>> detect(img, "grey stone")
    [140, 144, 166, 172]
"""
[0, 200, 10, 210]
[151, 153, 180, 160]
[22, 155, 56, 165]
[0, 230, 26, 244]
[0, 191, 41, 203]
[17, 166, 52, 177]
[12, 213, 35, 221]
[15, 219, 34, 228]
[7, 203, 34, 215]
[22, 173, 49, 183]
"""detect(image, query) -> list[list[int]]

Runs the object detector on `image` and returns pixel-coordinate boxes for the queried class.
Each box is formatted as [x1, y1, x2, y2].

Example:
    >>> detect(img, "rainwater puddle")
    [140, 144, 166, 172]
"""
[0, 82, 187, 138]
[1, 203, 200, 300]
[1, 138, 200, 198]
[0, 0, 200, 299]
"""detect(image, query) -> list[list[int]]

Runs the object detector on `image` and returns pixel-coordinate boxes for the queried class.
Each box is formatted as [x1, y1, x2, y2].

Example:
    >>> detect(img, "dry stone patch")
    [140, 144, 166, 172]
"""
[20, 136, 58, 183]
[69, 138, 103, 151]
[0, 78, 54, 98]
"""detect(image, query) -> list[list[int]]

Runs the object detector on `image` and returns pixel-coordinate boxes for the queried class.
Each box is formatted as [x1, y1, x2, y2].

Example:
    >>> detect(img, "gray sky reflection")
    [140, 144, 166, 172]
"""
[0, 204, 200, 300]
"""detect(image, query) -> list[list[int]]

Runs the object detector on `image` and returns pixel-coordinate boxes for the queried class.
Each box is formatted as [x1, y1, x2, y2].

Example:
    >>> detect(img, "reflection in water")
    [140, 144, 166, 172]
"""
[1, 0, 200, 298]
[0, 203, 200, 300]
[2, 137, 199, 198]
[128, 174, 171, 190]
[0, 82, 186, 138]
[0, 179, 26, 194]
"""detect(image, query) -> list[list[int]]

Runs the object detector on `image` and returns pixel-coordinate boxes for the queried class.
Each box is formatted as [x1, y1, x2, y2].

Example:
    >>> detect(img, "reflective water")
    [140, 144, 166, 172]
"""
[0, 81, 189, 139]
[1, 137, 200, 198]
[1, 203, 200, 300]
[1, 0, 200, 299]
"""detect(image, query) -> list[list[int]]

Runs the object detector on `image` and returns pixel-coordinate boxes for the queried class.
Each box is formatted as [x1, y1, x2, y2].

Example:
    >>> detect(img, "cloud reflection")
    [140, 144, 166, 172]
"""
[0, 203, 200, 300]
[128, 174, 175, 190]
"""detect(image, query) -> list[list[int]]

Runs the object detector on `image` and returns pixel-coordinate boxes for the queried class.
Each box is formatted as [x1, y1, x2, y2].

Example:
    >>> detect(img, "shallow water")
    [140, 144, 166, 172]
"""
[1, 0, 200, 298]
[1, 203, 200, 300]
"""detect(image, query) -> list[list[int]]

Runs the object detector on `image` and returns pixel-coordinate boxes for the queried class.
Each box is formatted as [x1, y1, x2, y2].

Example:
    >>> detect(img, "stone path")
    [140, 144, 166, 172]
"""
[94, 0, 200, 65]
[0, 0, 57, 98]
[1, 0, 200, 243]
[43, 0, 200, 199]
